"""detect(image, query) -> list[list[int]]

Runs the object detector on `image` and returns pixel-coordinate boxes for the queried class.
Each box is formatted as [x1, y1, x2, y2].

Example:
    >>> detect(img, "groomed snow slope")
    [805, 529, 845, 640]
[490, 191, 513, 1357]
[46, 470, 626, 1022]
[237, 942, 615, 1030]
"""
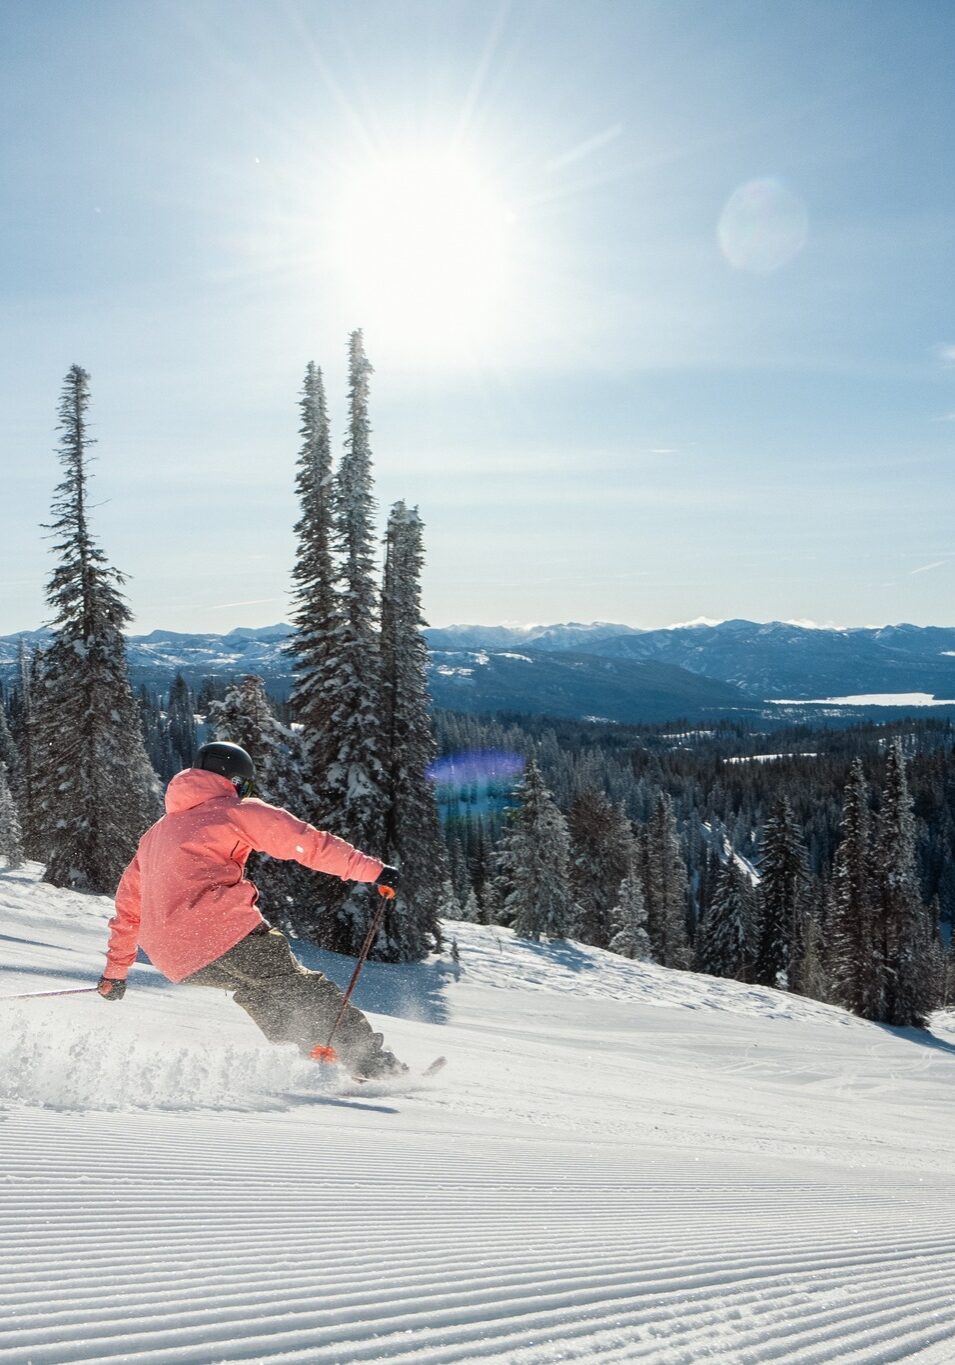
[2, 865, 955, 1364]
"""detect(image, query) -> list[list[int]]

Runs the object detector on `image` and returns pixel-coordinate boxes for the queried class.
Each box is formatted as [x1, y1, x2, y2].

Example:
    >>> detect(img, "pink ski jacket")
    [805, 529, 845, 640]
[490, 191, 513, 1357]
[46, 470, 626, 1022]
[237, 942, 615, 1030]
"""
[104, 768, 384, 983]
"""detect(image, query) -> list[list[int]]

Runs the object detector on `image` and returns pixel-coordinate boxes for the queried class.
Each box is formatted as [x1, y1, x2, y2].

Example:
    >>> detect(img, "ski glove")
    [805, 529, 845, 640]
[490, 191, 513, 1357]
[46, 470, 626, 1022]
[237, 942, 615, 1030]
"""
[97, 977, 127, 1002]
[375, 865, 400, 899]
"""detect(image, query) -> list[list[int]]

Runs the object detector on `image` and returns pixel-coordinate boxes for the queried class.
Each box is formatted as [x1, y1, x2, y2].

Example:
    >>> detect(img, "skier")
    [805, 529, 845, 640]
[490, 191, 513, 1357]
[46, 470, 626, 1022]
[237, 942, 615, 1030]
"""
[97, 740, 406, 1079]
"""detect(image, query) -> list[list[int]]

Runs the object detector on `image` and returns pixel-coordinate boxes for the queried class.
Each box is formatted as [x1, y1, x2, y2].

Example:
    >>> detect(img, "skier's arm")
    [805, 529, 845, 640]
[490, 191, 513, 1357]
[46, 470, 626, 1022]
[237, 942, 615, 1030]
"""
[230, 798, 384, 883]
[103, 854, 143, 981]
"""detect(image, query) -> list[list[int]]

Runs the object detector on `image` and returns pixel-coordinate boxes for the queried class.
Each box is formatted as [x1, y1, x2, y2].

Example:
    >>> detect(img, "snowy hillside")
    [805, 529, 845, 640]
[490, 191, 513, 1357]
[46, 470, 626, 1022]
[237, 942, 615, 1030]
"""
[3, 864, 955, 1363]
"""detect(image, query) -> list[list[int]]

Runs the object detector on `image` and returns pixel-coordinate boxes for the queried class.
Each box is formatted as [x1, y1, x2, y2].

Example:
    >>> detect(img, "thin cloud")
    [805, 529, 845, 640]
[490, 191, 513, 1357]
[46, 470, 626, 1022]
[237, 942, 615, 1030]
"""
[909, 559, 951, 576]
[546, 124, 624, 173]
[206, 597, 281, 610]
[935, 344, 955, 366]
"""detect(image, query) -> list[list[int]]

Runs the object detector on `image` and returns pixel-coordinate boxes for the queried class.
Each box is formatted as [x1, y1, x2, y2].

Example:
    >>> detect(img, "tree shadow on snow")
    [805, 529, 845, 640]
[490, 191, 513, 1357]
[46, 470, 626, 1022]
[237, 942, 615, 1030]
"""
[288, 940, 453, 1026]
[0, 930, 73, 955]
[875, 1022, 955, 1058]
[0, 869, 46, 890]
[514, 936, 602, 975]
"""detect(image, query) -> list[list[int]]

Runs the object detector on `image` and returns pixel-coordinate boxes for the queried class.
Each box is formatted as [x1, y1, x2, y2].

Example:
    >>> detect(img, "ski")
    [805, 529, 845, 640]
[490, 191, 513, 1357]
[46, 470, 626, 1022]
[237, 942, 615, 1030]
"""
[283, 1056, 447, 1102]
[347, 1055, 447, 1086]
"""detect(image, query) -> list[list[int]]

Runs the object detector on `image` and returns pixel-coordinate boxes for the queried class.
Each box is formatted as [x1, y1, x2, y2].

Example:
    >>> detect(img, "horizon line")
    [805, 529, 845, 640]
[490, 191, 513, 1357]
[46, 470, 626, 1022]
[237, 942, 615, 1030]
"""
[3, 616, 955, 642]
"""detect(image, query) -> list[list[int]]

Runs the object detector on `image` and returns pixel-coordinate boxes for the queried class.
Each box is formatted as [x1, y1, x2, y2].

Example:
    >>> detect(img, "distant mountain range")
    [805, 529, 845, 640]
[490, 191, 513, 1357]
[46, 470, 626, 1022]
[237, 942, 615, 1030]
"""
[0, 625, 295, 696]
[426, 619, 955, 700]
[4, 619, 955, 724]
[424, 620, 955, 723]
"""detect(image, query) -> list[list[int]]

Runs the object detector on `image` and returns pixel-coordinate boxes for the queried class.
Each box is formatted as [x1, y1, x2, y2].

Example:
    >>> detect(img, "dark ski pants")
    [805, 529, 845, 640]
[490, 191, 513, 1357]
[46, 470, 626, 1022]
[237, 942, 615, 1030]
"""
[183, 925, 401, 1076]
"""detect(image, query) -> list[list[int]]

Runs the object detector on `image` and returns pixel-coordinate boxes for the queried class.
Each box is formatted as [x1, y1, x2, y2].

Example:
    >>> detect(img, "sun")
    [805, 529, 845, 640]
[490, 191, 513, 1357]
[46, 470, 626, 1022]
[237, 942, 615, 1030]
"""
[330, 146, 516, 364]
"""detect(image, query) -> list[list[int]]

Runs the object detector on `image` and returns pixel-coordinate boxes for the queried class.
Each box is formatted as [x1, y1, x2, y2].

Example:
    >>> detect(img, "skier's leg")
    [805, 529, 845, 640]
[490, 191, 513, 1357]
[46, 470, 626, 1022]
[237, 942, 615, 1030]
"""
[235, 930, 406, 1076]
[184, 925, 404, 1077]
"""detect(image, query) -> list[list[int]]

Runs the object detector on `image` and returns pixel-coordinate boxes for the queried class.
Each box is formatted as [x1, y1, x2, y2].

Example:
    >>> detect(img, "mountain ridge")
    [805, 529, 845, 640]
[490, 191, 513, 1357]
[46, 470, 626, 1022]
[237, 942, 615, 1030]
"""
[4, 618, 955, 722]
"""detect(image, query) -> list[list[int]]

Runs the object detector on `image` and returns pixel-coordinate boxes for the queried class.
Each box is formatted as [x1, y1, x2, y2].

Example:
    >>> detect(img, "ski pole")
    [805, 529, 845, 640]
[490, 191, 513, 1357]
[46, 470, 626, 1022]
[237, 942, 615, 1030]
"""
[0, 986, 99, 1002]
[311, 884, 394, 1064]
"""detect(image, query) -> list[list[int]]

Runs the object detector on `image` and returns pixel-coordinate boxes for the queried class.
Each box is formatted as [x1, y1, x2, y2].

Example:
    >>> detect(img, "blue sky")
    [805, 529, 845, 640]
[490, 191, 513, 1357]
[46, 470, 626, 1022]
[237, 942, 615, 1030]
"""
[2, 0, 954, 635]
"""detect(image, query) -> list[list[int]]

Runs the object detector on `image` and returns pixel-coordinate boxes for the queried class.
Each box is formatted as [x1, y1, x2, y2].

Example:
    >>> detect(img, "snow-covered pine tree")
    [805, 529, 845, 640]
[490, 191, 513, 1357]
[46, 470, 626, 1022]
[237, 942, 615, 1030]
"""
[461, 886, 481, 923]
[695, 843, 721, 932]
[166, 672, 197, 771]
[196, 677, 223, 714]
[138, 684, 175, 781]
[829, 760, 881, 1018]
[464, 817, 492, 906]
[925, 908, 947, 1014]
[0, 699, 22, 869]
[315, 333, 388, 954]
[447, 832, 471, 907]
[207, 675, 302, 805]
[943, 933, 955, 1009]
[608, 857, 651, 960]
[640, 794, 692, 968]
[435, 878, 462, 929]
[34, 366, 160, 891]
[0, 691, 18, 788]
[288, 361, 340, 825]
[378, 501, 446, 960]
[792, 892, 831, 1002]
[482, 832, 515, 928]
[695, 856, 753, 980]
[440, 881, 465, 922]
[506, 757, 576, 941]
[207, 673, 313, 931]
[568, 788, 631, 948]
[10, 640, 41, 859]
[752, 797, 810, 989]
[873, 738, 936, 1027]
[0, 763, 23, 868]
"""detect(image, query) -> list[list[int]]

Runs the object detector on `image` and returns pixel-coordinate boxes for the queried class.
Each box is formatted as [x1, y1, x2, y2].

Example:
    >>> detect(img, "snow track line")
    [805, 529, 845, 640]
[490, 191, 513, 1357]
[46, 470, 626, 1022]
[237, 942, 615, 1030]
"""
[3, 1246, 953, 1344]
[1, 1255, 955, 1354]
[4, 1266, 953, 1365]
[4, 1118, 955, 1363]
[4, 1221, 955, 1297]
[2, 1228, 954, 1361]
[2, 1223, 954, 1287]
[3, 1228, 954, 1307]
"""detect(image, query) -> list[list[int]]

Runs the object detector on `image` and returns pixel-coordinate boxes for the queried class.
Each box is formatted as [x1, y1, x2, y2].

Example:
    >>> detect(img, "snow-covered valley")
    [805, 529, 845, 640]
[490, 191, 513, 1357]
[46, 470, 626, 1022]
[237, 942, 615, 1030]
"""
[2, 865, 955, 1364]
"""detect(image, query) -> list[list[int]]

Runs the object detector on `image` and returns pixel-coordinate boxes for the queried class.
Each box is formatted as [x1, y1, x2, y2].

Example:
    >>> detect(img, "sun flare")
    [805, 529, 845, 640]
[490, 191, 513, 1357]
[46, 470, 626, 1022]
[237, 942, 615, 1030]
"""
[331, 147, 516, 363]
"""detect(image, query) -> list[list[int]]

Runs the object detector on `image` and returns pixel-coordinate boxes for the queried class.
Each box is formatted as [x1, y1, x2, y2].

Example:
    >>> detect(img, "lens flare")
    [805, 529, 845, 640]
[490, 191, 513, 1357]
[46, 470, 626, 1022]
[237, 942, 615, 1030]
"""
[717, 177, 808, 274]
[428, 750, 525, 787]
[427, 750, 525, 817]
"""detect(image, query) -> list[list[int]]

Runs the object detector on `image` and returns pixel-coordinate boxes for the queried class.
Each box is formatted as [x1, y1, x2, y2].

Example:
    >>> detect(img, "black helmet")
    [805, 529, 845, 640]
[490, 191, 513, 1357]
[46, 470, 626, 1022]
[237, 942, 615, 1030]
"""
[196, 741, 255, 796]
